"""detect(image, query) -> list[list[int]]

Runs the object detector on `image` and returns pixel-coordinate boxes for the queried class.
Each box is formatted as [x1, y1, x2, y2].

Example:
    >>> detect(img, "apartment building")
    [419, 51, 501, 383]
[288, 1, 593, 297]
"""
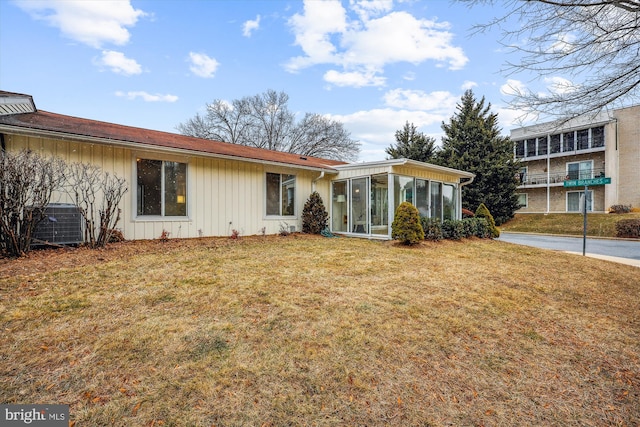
[510, 104, 640, 213]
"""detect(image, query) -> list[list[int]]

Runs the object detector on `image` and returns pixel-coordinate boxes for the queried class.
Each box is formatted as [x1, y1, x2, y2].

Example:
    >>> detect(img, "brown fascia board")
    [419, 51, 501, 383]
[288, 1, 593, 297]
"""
[0, 110, 345, 173]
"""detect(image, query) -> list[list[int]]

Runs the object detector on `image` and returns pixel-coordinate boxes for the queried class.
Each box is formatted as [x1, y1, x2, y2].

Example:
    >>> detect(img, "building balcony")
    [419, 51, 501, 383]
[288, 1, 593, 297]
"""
[517, 167, 606, 188]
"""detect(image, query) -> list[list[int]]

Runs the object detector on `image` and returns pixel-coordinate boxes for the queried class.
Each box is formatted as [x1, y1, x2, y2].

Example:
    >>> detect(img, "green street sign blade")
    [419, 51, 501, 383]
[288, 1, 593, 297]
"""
[563, 177, 611, 187]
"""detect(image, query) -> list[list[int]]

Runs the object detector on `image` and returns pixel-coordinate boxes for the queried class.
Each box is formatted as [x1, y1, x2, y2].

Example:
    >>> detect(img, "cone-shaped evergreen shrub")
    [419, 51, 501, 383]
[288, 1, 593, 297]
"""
[302, 191, 328, 234]
[475, 203, 500, 238]
[391, 202, 424, 245]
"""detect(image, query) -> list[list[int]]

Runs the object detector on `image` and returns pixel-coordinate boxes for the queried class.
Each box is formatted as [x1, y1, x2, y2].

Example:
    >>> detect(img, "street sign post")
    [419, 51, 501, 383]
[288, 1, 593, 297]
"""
[563, 177, 611, 255]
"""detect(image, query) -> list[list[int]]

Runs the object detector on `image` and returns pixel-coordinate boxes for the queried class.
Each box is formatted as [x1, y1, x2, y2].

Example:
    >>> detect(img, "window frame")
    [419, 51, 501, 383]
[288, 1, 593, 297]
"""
[135, 157, 188, 219]
[567, 190, 593, 212]
[566, 160, 594, 180]
[265, 172, 297, 218]
[517, 193, 528, 208]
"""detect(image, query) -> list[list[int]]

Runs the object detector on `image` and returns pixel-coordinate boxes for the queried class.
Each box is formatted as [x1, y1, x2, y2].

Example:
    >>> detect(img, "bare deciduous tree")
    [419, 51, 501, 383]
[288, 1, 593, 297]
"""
[0, 149, 66, 257]
[464, 0, 640, 120]
[177, 89, 360, 161]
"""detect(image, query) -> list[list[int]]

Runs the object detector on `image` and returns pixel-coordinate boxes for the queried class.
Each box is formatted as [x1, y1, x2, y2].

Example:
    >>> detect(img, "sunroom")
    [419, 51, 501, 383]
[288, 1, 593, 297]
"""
[329, 159, 475, 238]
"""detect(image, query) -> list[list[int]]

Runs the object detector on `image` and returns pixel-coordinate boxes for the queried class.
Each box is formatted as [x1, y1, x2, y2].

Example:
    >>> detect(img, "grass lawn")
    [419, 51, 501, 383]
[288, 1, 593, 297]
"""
[1, 236, 639, 426]
[500, 212, 640, 238]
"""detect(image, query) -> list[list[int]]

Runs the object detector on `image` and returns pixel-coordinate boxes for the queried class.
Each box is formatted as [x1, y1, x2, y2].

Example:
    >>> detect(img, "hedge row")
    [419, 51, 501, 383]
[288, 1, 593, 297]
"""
[421, 217, 492, 241]
[615, 219, 640, 238]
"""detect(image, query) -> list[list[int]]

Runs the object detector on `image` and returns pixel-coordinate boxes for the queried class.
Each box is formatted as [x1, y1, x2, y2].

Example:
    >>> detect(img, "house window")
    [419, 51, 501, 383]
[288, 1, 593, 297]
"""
[550, 134, 561, 154]
[430, 181, 442, 220]
[591, 126, 605, 148]
[136, 159, 187, 217]
[515, 140, 525, 158]
[537, 137, 548, 156]
[563, 131, 575, 152]
[567, 161, 593, 180]
[567, 190, 592, 212]
[443, 184, 456, 221]
[517, 193, 528, 208]
[577, 129, 589, 150]
[266, 173, 295, 216]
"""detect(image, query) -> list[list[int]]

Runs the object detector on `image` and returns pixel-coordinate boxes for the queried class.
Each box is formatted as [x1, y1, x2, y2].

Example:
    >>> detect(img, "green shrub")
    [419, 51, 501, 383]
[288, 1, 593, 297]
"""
[615, 219, 640, 238]
[421, 217, 443, 241]
[302, 191, 328, 234]
[475, 203, 500, 238]
[442, 219, 464, 240]
[391, 202, 424, 245]
[609, 204, 632, 214]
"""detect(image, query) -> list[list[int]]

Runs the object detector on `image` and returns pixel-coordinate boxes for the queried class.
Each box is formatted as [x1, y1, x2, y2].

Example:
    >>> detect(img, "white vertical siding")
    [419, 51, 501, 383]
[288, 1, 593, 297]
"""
[5, 133, 335, 240]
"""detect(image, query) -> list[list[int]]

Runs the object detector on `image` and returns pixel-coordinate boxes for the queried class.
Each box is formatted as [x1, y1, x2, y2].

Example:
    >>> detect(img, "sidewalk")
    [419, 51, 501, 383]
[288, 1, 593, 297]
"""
[564, 251, 640, 268]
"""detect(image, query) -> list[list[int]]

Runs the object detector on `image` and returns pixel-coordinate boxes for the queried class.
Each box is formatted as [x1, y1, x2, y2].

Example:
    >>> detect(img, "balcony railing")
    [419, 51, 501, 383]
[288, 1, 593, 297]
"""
[517, 167, 606, 186]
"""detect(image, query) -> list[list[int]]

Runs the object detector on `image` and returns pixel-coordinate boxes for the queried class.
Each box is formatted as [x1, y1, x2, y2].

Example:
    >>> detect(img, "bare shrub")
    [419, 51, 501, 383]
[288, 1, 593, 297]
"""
[65, 163, 127, 248]
[0, 149, 66, 257]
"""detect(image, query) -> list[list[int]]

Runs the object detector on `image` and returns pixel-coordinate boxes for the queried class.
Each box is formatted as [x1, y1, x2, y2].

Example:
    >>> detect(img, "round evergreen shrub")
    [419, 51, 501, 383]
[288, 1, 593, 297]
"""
[475, 203, 500, 238]
[302, 191, 328, 234]
[391, 202, 424, 245]
[421, 217, 443, 241]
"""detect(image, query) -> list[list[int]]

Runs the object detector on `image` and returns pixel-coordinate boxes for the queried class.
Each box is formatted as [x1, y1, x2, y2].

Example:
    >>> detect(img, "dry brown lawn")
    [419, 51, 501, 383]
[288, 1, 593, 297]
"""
[1, 235, 639, 426]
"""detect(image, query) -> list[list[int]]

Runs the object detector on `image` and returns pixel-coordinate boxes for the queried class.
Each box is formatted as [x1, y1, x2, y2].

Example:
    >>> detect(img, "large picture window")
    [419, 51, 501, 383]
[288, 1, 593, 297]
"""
[266, 173, 295, 216]
[137, 159, 187, 217]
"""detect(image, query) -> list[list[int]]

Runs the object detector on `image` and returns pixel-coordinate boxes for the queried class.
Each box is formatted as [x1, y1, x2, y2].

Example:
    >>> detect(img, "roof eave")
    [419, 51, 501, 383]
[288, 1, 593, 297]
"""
[0, 124, 340, 174]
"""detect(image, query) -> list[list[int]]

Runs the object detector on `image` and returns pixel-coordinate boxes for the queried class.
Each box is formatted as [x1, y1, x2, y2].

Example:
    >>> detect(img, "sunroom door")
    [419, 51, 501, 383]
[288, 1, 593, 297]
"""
[350, 178, 368, 234]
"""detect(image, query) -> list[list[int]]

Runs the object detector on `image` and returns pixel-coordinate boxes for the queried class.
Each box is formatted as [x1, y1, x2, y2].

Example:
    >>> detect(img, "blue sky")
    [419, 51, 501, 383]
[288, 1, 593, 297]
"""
[1, 0, 545, 162]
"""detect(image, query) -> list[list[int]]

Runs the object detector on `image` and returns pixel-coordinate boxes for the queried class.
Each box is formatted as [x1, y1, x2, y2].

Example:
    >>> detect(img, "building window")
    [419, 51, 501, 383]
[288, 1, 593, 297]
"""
[550, 134, 561, 154]
[443, 184, 456, 221]
[567, 190, 592, 212]
[591, 126, 605, 148]
[266, 173, 295, 216]
[517, 193, 528, 208]
[136, 159, 187, 217]
[563, 131, 575, 152]
[518, 166, 528, 184]
[515, 140, 525, 158]
[577, 129, 589, 150]
[567, 160, 593, 180]
[526, 138, 536, 157]
[537, 137, 548, 156]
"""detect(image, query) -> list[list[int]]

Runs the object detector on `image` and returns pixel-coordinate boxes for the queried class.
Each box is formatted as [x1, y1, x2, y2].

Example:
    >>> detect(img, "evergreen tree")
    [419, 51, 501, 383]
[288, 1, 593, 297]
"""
[385, 121, 437, 163]
[434, 90, 520, 225]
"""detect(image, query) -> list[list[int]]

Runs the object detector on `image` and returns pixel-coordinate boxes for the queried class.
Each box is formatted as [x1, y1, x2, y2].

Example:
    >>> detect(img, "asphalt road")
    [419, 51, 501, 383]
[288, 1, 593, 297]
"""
[498, 232, 640, 261]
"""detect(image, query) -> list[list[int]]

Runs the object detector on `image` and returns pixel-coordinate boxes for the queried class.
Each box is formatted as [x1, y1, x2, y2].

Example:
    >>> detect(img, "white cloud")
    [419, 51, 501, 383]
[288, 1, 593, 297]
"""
[548, 32, 576, 54]
[350, 0, 393, 21]
[329, 107, 451, 162]
[243, 15, 261, 37]
[461, 80, 478, 90]
[324, 69, 386, 87]
[500, 79, 528, 97]
[383, 89, 458, 112]
[97, 50, 142, 75]
[115, 91, 178, 102]
[286, 1, 468, 87]
[188, 52, 220, 78]
[15, 0, 146, 48]
[544, 76, 578, 95]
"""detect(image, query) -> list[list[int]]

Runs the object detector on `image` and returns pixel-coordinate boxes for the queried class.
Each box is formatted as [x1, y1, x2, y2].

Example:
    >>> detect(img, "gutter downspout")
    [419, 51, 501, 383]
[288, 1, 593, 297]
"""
[458, 176, 475, 220]
[311, 170, 325, 192]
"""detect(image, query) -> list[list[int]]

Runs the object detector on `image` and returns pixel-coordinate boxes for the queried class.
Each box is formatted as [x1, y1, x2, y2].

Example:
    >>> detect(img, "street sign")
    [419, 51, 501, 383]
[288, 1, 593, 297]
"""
[564, 177, 611, 187]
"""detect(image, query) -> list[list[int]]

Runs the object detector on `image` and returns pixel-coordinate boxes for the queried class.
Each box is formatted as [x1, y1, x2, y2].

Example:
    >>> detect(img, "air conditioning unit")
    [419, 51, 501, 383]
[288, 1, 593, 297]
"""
[32, 203, 83, 246]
